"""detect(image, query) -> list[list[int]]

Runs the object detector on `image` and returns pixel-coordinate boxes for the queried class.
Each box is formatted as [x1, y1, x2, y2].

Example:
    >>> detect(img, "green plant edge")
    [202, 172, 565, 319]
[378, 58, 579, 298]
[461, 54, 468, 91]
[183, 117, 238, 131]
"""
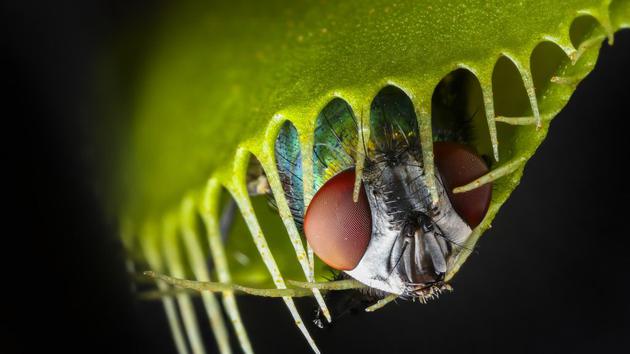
[109, 0, 630, 285]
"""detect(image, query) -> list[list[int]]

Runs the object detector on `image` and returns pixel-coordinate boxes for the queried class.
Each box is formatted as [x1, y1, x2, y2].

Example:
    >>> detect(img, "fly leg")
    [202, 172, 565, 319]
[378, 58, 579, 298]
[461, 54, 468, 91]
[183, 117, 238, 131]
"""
[246, 173, 271, 196]
[418, 215, 447, 280]
[206, 198, 241, 271]
[246, 156, 272, 195]
[423, 230, 447, 280]
[219, 198, 237, 245]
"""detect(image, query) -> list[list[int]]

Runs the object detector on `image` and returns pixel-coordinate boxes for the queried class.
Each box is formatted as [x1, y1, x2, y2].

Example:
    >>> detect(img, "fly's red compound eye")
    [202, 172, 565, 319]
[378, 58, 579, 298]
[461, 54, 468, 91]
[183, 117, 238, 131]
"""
[434, 141, 492, 228]
[304, 169, 372, 271]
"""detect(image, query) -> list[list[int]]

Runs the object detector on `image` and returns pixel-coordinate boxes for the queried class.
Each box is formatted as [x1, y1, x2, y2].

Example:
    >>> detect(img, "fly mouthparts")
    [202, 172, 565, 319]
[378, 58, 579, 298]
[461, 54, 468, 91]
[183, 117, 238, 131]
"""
[410, 282, 454, 303]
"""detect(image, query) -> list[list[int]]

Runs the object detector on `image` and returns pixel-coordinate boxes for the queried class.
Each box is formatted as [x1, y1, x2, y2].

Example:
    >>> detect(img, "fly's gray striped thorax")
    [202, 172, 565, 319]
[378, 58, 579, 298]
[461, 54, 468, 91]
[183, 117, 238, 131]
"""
[363, 152, 431, 218]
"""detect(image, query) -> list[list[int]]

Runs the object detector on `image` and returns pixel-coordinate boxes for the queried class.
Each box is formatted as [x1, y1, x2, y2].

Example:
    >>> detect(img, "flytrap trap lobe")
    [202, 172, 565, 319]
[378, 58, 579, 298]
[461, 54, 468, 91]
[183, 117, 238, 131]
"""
[273, 82, 493, 304]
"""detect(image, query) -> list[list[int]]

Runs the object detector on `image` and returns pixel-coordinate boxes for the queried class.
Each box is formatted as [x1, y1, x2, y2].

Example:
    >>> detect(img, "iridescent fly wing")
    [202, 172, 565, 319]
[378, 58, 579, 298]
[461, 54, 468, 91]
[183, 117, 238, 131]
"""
[274, 122, 305, 227]
[313, 99, 359, 192]
[369, 86, 421, 157]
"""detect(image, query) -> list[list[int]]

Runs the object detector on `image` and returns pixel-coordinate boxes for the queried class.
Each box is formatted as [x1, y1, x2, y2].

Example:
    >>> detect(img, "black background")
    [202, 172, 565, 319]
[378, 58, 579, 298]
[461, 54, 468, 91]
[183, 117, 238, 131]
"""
[5, 1, 630, 354]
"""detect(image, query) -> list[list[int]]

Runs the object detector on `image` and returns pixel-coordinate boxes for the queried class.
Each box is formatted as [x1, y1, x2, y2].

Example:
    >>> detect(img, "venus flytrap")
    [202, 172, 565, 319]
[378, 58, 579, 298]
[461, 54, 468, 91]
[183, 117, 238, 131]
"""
[107, 1, 629, 353]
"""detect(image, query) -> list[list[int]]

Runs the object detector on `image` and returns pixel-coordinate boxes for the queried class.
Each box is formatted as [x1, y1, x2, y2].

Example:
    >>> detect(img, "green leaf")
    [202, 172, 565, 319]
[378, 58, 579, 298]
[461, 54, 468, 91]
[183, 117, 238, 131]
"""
[114, 0, 627, 278]
[107, 1, 628, 352]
